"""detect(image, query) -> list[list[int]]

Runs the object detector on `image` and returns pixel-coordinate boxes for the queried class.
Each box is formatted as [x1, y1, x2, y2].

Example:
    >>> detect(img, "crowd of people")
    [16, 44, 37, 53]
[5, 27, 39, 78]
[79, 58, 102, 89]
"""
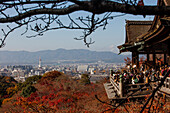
[111, 64, 170, 85]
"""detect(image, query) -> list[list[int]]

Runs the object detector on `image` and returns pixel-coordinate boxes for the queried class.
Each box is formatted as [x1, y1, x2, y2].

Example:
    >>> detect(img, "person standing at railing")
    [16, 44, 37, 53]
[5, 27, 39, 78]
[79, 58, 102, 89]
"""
[167, 66, 170, 77]
[115, 72, 119, 84]
[124, 73, 130, 84]
[132, 75, 138, 84]
[151, 72, 159, 81]
[156, 70, 160, 80]
[164, 66, 170, 77]
[137, 74, 144, 83]
[145, 72, 149, 84]
[119, 74, 123, 83]
[161, 66, 165, 76]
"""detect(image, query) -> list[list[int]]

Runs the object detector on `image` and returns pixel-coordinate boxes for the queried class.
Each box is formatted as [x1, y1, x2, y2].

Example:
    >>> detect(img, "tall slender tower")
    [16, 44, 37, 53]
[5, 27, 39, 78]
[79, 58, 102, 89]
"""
[38, 57, 42, 68]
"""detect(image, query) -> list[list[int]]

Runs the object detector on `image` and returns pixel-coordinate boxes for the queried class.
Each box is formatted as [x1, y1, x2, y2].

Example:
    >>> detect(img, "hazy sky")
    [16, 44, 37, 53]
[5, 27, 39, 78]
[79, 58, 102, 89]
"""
[0, 0, 157, 54]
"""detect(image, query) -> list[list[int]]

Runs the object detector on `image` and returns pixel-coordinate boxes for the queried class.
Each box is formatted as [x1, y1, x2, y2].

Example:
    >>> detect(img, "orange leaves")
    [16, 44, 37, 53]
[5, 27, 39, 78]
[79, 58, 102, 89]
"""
[6, 86, 17, 96]
[42, 70, 63, 79]
[2, 98, 12, 104]
[2, 74, 169, 113]
[137, 0, 144, 6]
[12, 84, 102, 112]
[124, 57, 131, 65]
[1, 74, 109, 112]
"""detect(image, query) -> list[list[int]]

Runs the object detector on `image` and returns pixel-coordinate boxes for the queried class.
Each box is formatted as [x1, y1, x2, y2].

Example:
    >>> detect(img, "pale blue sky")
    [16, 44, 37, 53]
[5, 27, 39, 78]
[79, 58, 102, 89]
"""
[0, 0, 157, 54]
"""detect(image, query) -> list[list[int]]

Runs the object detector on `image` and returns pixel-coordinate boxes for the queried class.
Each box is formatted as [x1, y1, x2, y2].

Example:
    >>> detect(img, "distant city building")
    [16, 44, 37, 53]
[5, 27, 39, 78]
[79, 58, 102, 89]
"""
[38, 57, 42, 68]
[0, 62, 125, 82]
[77, 65, 88, 73]
[0, 68, 11, 76]
[88, 67, 95, 75]
[12, 69, 26, 82]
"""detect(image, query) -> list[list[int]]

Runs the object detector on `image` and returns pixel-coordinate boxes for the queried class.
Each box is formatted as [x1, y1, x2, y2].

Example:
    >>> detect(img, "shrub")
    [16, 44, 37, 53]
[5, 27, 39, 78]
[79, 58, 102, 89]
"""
[21, 75, 42, 89]
[2, 97, 12, 104]
[21, 85, 37, 97]
[16, 82, 23, 91]
[0, 76, 18, 100]
[42, 71, 63, 80]
[16, 75, 42, 92]
[6, 85, 18, 97]
[80, 74, 91, 85]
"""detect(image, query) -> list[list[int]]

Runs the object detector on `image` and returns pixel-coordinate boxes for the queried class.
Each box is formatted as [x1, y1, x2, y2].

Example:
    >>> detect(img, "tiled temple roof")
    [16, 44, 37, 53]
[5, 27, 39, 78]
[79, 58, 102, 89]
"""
[118, 0, 170, 53]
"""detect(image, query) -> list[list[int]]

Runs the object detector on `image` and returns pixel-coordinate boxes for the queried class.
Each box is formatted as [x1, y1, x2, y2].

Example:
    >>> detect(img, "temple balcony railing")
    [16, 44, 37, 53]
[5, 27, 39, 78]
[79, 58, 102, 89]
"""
[153, 76, 170, 97]
[109, 74, 170, 98]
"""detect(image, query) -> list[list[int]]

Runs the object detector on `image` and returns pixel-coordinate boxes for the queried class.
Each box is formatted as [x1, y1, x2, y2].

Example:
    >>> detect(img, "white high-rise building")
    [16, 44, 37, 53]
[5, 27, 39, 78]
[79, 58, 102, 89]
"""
[38, 57, 42, 68]
[77, 65, 88, 72]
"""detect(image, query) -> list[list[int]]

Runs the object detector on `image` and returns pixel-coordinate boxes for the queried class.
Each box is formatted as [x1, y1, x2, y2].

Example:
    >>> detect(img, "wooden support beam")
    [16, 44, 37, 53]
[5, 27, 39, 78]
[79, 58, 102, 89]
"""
[168, 56, 170, 66]
[132, 51, 139, 69]
[119, 76, 123, 97]
[168, 46, 170, 65]
[153, 53, 156, 69]
[164, 53, 167, 64]
[137, 53, 139, 69]
[132, 52, 135, 66]
[147, 53, 149, 62]
[138, 51, 167, 54]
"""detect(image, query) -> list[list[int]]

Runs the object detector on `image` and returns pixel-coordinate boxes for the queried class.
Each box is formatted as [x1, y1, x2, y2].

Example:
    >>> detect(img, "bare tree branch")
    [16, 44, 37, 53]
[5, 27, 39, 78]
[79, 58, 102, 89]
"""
[0, 0, 169, 47]
[140, 70, 170, 113]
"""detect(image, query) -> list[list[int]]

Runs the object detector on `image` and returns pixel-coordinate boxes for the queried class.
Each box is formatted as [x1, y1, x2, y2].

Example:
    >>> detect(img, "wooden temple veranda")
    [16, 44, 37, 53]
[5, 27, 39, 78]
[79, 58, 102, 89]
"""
[118, 0, 170, 69]
[104, 0, 170, 101]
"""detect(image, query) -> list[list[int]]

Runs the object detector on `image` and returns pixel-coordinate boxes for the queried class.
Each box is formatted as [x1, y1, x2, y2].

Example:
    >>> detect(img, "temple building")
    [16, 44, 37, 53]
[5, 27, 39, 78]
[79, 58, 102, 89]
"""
[118, 0, 170, 70]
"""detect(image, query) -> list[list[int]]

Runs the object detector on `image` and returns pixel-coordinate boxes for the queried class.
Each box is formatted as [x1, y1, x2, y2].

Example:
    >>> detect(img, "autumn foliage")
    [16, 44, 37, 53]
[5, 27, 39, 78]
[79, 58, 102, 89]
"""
[0, 71, 169, 113]
[0, 71, 109, 112]
[124, 57, 131, 66]
[0, 76, 18, 106]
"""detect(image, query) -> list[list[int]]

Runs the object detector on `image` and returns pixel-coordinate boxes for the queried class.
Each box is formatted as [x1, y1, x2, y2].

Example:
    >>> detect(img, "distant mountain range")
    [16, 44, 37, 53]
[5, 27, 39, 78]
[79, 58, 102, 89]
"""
[0, 49, 130, 65]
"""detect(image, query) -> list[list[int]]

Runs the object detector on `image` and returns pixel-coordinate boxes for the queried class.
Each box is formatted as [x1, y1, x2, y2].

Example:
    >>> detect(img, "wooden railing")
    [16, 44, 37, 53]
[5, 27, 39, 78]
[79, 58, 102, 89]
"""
[110, 75, 170, 98]
[110, 76, 122, 97]
[110, 75, 151, 98]
[154, 76, 170, 96]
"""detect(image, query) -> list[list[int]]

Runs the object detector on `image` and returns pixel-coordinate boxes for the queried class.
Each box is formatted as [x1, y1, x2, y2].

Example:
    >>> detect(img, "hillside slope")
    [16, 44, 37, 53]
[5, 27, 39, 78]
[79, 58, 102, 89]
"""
[0, 71, 109, 112]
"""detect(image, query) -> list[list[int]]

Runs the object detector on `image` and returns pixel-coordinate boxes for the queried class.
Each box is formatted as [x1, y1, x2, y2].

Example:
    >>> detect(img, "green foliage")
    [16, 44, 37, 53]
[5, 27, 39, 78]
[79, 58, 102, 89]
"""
[80, 74, 91, 85]
[21, 85, 37, 97]
[16, 82, 23, 91]
[19, 76, 41, 97]
[18, 75, 42, 91]
[6, 85, 18, 97]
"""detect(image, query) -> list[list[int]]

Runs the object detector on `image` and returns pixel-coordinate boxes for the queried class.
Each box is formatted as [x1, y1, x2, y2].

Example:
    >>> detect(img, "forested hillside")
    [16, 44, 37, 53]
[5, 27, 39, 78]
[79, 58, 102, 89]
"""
[0, 71, 110, 112]
[0, 71, 169, 112]
[0, 76, 18, 106]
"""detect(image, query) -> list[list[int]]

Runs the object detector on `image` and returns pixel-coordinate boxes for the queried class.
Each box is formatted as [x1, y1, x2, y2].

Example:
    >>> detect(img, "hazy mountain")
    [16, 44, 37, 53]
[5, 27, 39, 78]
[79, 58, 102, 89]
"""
[0, 49, 130, 65]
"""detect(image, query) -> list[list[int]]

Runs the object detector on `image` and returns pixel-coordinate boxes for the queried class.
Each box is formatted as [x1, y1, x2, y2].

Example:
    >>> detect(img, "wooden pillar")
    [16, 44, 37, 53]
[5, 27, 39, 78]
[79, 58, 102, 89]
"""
[132, 51, 139, 68]
[147, 53, 150, 62]
[168, 44, 170, 66]
[132, 52, 135, 66]
[110, 69, 113, 76]
[168, 56, 170, 66]
[153, 53, 156, 69]
[164, 53, 167, 65]
[137, 53, 139, 69]
[110, 69, 113, 82]
[146, 53, 150, 70]
[119, 75, 123, 97]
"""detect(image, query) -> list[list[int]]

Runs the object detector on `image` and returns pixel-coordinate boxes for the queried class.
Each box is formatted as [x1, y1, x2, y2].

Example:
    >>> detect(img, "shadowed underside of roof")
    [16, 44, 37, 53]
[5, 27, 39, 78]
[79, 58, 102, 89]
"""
[118, 0, 170, 53]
